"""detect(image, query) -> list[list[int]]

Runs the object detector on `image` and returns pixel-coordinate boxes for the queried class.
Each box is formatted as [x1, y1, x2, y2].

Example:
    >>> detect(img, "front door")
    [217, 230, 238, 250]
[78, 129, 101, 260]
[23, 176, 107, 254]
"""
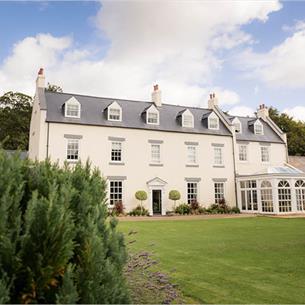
[152, 190, 162, 215]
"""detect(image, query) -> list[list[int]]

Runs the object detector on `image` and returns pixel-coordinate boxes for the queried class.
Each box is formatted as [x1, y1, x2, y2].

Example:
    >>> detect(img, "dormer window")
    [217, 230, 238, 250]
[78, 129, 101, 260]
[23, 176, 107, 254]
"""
[65, 97, 81, 118]
[208, 112, 219, 130]
[107, 101, 122, 121]
[146, 105, 159, 125]
[182, 109, 194, 128]
[232, 117, 242, 133]
[254, 120, 263, 135]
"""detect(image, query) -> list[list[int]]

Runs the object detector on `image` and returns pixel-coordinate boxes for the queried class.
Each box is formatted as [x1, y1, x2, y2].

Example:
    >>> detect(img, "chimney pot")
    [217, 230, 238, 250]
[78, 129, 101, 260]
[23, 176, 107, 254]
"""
[38, 68, 44, 75]
[153, 84, 159, 91]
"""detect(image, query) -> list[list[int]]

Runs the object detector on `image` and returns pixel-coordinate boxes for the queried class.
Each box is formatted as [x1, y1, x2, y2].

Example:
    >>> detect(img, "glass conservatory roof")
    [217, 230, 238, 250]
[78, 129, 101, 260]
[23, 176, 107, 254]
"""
[255, 166, 303, 175]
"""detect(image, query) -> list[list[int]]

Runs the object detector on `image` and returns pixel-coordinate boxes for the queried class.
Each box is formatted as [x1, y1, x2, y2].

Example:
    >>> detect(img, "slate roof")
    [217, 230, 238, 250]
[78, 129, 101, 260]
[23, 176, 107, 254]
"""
[44, 91, 231, 137]
[289, 156, 305, 173]
[43, 90, 285, 143]
[225, 115, 285, 144]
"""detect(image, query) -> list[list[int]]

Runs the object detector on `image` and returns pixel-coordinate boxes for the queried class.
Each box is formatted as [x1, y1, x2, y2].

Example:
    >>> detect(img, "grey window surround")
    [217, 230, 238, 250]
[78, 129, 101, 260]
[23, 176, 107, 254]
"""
[185, 177, 201, 182]
[184, 141, 199, 146]
[64, 134, 83, 139]
[108, 136, 125, 142]
[66, 160, 78, 164]
[211, 143, 224, 147]
[259, 142, 271, 146]
[107, 176, 127, 181]
[148, 139, 164, 144]
[213, 165, 225, 168]
[186, 164, 199, 168]
[109, 162, 125, 166]
[213, 178, 227, 182]
[149, 163, 164, 167]
[237, 141, 249, 145]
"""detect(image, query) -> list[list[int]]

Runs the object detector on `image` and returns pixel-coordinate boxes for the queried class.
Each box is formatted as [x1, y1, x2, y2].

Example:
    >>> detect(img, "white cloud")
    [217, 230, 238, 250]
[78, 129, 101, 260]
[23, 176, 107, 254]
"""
[0, 1, 281, 108]
[283, 106, 305, 122]
[228, 106, 255, 117]
[237, 20, 305, 88]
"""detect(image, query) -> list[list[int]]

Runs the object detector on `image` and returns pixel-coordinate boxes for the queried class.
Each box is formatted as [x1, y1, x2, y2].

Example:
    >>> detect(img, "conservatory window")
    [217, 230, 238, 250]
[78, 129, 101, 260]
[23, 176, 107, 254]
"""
[261, 181, 273, 213]
[295, 180, 305, 211]
[240, 180, 258, 211]
[278, 180, 292, 212]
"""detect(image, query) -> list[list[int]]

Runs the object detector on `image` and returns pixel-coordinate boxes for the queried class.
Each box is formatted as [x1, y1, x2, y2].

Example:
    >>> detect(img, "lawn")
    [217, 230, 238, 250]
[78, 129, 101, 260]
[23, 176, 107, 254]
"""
[119, 217, 305, 304]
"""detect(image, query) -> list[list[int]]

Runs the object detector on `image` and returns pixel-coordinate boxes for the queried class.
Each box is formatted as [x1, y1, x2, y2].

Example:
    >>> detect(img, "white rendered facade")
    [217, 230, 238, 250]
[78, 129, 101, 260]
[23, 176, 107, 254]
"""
[29, 71, 305, 215]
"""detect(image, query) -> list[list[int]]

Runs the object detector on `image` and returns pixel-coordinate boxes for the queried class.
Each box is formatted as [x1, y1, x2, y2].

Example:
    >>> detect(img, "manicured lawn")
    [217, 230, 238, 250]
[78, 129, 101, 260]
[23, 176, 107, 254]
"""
[119, 217, 305, 304]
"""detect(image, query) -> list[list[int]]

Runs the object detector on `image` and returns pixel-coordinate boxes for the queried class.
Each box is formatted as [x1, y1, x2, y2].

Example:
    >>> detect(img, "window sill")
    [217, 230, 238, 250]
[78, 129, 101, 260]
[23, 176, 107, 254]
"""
[66, 160, 79, 164]
[149, 163, 163, 167]
[213, 165, 225, 168]
[186, 164, 199, 168]
[109, 162, 125, 166]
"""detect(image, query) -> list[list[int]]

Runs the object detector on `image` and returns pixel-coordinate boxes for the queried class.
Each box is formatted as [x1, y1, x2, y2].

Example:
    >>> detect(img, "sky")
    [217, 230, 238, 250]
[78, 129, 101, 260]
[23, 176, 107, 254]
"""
[0, 1, 305, 120]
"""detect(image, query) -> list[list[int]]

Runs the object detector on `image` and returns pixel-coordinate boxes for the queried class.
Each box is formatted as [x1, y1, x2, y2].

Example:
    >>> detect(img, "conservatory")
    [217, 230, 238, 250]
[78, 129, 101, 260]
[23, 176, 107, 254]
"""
[236, 166, 305, 214]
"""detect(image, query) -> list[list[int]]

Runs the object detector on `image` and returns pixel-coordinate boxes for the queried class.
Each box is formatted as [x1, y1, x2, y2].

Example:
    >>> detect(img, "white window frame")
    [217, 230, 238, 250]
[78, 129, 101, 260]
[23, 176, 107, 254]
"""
[295, 180, 305, 211]
[213, 146, 223, 166]
[109, 180, 123, 206]
[240, 180, 258, 211]
[214, 182, 225, 204]
[187, 182, 198, 204]
[146, 105, 159, 125]
[238, 144, 248, 162]
[111, 141, 123, 162]
[65, 97, 81, 118]
[107, 101, 122, 121]
[232, 117, 242, 134]
[261, 146, 270, 163]
[182, 110, 194, 128]
[254, 120, 264, 135]
[278, 180, 292, 212]
[151, 144, 161, 163]
[66, 138, 79, 161]
[208, 112, 219, 130]
[261, 180, 274, 213]
[187, 145, 197, 164]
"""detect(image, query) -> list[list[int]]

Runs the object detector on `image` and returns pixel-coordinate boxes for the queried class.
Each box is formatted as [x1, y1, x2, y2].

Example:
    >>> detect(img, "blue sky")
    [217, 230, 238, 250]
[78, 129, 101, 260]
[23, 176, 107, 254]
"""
[0, 1, 305, 120]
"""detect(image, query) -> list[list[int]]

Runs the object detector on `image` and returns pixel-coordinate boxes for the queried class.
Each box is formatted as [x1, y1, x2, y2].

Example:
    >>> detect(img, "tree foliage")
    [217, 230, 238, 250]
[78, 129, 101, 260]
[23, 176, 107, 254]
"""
[47, 83, 63, 93]
[0, 150, 130, 304]
[168, 190, 181, 210]
[0, 92, 32, 150]
[269, 107, 305, 156]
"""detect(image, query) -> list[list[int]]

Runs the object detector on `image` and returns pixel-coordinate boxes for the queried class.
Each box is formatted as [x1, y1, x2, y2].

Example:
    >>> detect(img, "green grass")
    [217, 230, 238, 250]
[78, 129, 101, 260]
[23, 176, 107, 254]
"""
[119, 217, 305, 304]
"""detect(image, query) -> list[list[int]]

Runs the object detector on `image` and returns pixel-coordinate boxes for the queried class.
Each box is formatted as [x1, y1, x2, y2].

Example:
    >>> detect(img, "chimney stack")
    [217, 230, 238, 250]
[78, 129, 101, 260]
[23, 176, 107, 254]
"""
[257, 103, 269, 119]
[152, 84, 162, 107]
[208, 92, 218, 109]
[36, 67, 45, 89]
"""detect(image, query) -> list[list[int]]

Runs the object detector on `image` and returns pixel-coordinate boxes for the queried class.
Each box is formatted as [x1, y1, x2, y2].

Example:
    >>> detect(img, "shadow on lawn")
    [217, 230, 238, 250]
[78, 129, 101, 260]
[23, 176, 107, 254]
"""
[124, 230, 183, 304]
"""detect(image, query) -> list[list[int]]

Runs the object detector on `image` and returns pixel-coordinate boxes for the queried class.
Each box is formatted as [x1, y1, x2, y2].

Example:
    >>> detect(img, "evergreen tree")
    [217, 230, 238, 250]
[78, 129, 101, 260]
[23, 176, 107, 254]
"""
[0, 150, 130, 303]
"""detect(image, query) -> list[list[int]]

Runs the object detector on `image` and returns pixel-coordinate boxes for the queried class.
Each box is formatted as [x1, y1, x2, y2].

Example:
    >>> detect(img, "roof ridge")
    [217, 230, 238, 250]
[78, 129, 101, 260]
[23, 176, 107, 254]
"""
[45, 90, 210, 111]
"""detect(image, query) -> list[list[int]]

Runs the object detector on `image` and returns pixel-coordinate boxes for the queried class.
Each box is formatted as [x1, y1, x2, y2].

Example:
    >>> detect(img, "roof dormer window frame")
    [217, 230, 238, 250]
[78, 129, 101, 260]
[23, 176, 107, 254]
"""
[107, 101, 122, 122]
[182, 109, 194, 128]
[64, 97, 81, 119]
[208, 112, 219, 130]
[254, 119, 264, 135]
[232, 117, 242, 134]
[146, 104, 159, 125]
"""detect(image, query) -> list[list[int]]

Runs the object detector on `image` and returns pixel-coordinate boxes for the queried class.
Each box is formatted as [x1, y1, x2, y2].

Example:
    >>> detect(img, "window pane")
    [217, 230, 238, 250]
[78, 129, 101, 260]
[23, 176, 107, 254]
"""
[214, 182, 224, 204]
[67, 139, 79, 160]
[111, 142, 122, 161]
[109, 181, 123, 205]
[187, 146, 196, 164]
[66, 104, 80, 117]
[187, 182, 197, 204]
[109, 108, 121, 120]
[148, 112, 159, 124]
[151, 144, 160, 163]
[214, 147, 223, 165]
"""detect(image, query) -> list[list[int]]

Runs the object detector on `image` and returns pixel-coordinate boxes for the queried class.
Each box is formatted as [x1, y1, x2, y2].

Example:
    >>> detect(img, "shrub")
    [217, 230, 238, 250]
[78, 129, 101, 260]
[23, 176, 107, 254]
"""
[168, 190, 181, 209]
[111, 200, 125, 216]
[230, 206, 241, 214]
[129, 205, 149, 216]
[135, 190, 147, 212]
[190, 200, 200, 212]
[0, 150, 130, 303]
[175, 203, 191, 215]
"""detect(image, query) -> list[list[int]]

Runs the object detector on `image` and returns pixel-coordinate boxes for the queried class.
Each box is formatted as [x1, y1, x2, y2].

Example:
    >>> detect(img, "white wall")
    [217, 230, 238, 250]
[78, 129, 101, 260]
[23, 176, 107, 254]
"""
[44, 123, 236, 213]
[236, 141, 287, 175]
